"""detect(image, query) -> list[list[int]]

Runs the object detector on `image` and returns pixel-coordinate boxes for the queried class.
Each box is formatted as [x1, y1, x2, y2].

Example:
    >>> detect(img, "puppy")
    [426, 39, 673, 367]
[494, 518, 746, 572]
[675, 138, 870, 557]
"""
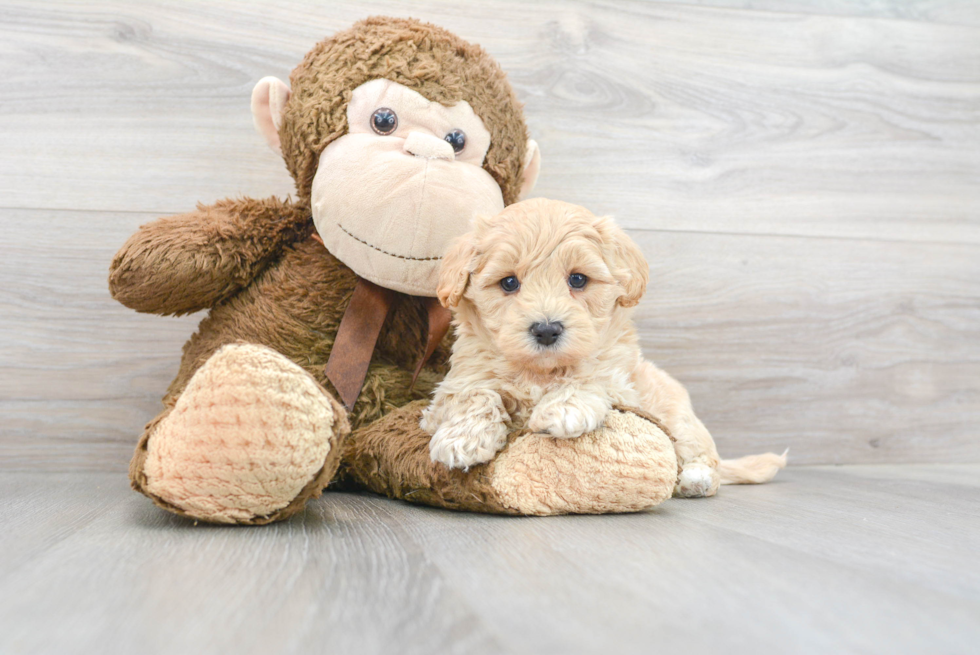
[421, 198, 785, 497]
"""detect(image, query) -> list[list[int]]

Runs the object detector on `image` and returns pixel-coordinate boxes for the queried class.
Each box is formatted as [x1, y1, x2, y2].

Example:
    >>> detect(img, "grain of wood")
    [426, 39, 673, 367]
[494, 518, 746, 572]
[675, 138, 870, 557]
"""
[1, 466, 977, 654]
[0, 474, 506, 655]
[648, 0, 980, 26]
[4, 207, 978, 468]
[1, 1, 977, 242]
[632, 229, 980, 463]
[1, 2, 978, 467]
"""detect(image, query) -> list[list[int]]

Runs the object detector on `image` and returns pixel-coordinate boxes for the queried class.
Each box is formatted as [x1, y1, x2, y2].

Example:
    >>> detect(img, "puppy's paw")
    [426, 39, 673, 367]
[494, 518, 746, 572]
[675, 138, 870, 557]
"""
[529, 398, 607, 439]
[674, 463, 720, 498]
[419, 405, 437, 435]
[429, 419, 509, 470]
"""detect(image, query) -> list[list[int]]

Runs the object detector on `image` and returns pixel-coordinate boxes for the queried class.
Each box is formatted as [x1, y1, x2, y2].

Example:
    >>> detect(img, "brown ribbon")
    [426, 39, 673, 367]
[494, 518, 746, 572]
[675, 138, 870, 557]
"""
[325, 278, 397, 411]
[313, 232, 452, 411]
[413, 296, 453, 386]
[324, 278, 452, 411]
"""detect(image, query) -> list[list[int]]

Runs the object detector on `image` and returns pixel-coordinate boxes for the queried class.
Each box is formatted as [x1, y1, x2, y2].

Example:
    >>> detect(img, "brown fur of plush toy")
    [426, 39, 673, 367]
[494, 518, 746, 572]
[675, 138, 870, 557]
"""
[282, 16, 529, 205]
[111, 17, 679, 524]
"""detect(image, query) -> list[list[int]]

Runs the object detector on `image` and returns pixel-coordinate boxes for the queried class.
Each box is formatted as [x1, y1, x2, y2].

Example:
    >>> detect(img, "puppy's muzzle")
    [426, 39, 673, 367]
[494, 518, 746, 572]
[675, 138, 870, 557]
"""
[530, 321, 563, 346]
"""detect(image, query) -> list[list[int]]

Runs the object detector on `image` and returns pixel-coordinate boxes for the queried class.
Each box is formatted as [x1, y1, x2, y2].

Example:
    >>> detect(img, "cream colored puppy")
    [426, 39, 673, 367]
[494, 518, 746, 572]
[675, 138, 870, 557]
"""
[421, 198, 785, 497]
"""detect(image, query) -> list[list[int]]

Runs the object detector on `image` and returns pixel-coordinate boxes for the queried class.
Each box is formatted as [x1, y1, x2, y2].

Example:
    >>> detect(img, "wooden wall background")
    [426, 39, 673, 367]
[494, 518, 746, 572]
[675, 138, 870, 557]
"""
[2, 0, 978, 470]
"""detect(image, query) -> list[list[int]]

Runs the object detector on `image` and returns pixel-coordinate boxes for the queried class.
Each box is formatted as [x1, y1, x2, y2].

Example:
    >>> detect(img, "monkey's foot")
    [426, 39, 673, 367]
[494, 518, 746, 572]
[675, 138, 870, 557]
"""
[134, 344, 350, 524]
[345, 405, 679, 515]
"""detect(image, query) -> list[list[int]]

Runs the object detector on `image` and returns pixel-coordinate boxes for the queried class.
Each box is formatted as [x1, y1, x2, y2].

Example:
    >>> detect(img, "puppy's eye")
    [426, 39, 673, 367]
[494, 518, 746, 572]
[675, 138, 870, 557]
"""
[371, 108, 398, 135]
[444, 129, 466, 153]
[568, 273, 588, 289]
[499, 276, 520, 293]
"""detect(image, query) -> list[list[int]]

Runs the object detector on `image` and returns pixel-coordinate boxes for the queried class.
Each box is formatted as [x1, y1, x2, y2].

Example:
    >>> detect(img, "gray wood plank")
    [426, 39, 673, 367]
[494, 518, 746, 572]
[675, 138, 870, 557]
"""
[4, 207, 978, 469]
[632, 229, 980, 464]
[1, 208, 201, 470]
[1, 1, 977, 243]
[1, 466, 978, 655]
[678, 465, 980, 600]
[653, 0, 980, 26]
[0, 473, 507, 655]
[2, 3, 978, 464]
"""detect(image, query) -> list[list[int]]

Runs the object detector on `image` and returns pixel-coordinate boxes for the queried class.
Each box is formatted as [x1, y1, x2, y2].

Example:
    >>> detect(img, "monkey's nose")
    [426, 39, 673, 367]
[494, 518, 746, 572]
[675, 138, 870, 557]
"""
[403, 132, 455, 160]
[530, 321, 564, 346]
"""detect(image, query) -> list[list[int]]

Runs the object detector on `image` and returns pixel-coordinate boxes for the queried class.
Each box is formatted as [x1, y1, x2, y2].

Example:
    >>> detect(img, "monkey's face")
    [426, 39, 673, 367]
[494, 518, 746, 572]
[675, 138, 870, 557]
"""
[252, 21, 542, 296]
[310, 79, 506, 296]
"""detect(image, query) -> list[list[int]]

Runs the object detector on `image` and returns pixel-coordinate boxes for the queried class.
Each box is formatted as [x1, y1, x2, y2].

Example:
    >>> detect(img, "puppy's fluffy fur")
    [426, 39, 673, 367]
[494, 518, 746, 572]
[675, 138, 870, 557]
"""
[421, 198, 785, 497]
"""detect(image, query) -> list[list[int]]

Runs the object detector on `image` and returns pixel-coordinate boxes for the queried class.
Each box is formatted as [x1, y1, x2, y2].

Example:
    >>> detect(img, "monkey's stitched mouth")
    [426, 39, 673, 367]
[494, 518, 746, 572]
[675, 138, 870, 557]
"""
[336, 223, 443, 262]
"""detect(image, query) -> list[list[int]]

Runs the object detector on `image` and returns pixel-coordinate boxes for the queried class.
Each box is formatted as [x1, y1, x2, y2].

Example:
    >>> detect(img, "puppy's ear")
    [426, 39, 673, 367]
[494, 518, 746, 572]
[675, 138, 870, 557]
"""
[436, 234, 477, 309]
[469, 212, 499, 235]
[595, 216, 649, 308]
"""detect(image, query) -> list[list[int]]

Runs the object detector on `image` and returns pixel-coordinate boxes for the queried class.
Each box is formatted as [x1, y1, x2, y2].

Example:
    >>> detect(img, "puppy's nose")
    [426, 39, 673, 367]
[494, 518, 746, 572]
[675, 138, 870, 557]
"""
[530, 321, 563, 346]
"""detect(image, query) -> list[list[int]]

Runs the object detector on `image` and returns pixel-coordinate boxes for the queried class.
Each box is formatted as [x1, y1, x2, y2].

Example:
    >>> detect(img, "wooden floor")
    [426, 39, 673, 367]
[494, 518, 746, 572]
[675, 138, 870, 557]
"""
[1, 465, 977, 654]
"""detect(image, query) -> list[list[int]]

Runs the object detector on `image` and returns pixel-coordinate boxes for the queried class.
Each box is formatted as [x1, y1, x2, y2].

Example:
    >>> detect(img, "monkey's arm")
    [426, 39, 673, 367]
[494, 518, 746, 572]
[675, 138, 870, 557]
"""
[109, 197, 313, 315]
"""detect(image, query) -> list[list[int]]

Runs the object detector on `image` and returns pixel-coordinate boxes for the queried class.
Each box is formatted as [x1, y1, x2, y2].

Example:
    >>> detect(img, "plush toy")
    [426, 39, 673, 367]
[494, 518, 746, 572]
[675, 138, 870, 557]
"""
[109, 17, 679, 524]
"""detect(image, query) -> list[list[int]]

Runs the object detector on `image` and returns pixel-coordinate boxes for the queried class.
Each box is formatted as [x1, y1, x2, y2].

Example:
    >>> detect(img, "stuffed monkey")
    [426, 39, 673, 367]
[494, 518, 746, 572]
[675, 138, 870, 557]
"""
[109, 17, 679, 524]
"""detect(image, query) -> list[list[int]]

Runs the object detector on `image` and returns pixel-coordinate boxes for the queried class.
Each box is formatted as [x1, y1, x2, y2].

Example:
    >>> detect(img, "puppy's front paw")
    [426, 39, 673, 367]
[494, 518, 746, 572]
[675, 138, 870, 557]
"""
[429, 420, 509, 470]
[529, 399, 606, 439]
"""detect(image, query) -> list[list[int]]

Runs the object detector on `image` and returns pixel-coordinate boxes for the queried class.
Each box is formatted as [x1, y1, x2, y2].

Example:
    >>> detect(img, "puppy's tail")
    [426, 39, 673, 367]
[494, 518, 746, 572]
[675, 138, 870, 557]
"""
[718, 449, 788, 485]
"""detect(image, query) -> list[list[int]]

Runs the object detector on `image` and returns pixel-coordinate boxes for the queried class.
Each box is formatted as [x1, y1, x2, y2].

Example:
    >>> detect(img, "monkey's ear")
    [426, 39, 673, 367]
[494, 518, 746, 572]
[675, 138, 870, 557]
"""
[595, 216, 649, 308]
[436, 235, 477, 309]
[251, 77, 291, 155]
[518, 139, 541, 200]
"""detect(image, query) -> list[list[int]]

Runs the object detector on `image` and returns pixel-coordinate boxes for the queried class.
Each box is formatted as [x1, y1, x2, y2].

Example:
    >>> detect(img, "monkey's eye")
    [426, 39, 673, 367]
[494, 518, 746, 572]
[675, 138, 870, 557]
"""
[444, 129, 466, 153]
[371, 108, 398, 135]
[499, 276, 520, 293]
[568, 273, 588, 289]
